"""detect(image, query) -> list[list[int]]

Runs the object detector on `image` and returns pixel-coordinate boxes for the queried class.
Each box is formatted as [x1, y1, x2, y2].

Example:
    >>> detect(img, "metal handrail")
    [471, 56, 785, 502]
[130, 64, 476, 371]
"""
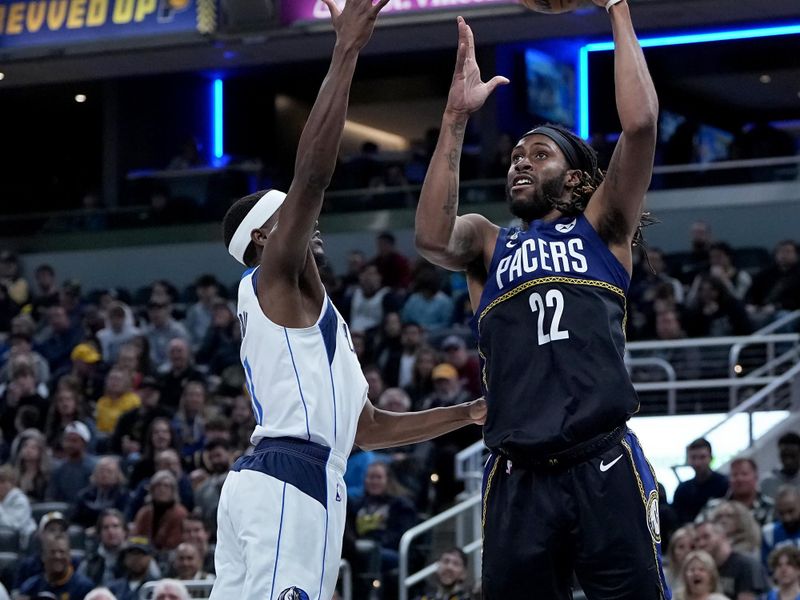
[398, 494, 482, 600]
[754, 311, 800, 335]
[626, 356, 678, 414]
[627, 334, 799, 352]
[728, 333, 800, 406]
[651, 154, 800, 174]
[697, 361, 800, 446]
[454, 439, 488, 495]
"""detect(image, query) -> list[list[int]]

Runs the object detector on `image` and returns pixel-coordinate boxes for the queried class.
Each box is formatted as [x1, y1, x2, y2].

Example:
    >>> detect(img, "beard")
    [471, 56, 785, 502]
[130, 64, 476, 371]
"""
[507, 171, 566, 223]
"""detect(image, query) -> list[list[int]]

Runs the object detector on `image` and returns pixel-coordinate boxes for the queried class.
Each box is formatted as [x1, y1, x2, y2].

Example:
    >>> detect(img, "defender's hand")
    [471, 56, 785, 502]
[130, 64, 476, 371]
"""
[467, 397, 488, 425]
[322, 0, 391, 52]
[446, 17, 509, 118]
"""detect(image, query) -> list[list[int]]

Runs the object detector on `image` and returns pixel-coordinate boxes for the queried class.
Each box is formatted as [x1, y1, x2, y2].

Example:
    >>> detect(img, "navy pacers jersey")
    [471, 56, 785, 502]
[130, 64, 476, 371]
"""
[472, 213, 639, 457]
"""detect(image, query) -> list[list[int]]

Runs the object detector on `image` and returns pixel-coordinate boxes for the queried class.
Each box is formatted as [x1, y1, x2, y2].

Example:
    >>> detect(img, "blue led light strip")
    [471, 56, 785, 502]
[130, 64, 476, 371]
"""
[578, 23, 800, 139]
[213, 78, 224, 160]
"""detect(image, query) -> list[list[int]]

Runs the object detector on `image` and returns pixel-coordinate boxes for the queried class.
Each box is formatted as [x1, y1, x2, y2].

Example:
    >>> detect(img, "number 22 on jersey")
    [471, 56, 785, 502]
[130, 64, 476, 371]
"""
[529, 289, 570, 346]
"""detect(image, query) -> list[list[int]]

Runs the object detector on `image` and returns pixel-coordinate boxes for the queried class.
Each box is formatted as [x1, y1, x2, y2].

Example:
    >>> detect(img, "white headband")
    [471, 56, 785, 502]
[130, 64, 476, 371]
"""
[227, 189, 287, 266]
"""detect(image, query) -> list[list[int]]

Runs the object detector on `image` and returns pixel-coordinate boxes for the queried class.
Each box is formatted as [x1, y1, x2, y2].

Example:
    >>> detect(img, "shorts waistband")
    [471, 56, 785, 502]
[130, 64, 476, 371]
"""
[497, 425, 627, 471]
[253, 436, 347, 476]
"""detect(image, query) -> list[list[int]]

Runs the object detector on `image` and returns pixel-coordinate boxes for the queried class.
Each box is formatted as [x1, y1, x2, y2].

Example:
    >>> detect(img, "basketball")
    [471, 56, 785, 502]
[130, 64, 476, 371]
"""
[519, 0, 592, 13]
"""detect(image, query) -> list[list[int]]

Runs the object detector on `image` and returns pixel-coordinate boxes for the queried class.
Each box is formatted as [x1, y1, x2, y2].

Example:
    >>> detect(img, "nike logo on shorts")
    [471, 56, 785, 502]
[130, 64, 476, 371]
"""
[599, 454, 623, 472]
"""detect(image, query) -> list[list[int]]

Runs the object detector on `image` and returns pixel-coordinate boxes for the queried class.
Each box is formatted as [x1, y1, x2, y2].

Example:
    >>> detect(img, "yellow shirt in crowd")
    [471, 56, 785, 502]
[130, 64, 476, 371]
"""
[95, 392, 141, 433]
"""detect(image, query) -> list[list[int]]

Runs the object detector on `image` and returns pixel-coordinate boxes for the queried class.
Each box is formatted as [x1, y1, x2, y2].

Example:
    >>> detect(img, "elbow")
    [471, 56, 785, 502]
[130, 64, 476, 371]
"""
[414, 232, 447, 256]
[624, 102, 659, 137]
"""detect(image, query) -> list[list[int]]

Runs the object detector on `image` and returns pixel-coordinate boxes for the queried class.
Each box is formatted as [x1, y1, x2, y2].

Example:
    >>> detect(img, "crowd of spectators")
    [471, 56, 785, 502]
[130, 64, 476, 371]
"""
[0, 216, 798, 598]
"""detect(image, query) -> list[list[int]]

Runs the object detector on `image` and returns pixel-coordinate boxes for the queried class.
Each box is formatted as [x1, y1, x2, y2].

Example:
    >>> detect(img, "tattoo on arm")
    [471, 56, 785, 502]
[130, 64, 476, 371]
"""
[443, 121, 466, 218]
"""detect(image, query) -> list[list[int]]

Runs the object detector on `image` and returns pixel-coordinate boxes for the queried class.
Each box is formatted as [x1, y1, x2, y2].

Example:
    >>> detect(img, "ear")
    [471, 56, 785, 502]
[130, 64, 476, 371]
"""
[564, 169, 582, 190]
[250, 228, 267, 246]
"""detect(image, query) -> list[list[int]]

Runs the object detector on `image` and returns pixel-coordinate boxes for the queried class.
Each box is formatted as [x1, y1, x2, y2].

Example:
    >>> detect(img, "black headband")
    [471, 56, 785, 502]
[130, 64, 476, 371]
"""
[523, 126, 588, 173]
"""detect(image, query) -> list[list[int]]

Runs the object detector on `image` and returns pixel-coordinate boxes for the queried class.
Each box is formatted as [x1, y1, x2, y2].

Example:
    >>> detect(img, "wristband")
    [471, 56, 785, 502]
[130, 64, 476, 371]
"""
[605, 0, 624, 12]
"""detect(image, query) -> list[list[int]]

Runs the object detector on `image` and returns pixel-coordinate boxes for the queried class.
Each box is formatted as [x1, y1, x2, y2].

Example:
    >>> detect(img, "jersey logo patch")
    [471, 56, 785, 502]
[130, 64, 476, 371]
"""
[646, 490, 661, 544]
[505, 231, 520, 248]
[555, 219, 577, 233]
[278, 587, 310, 600]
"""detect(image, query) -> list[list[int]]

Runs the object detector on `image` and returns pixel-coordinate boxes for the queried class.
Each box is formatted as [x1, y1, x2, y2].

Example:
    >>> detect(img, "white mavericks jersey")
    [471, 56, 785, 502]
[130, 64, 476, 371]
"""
[236, 266, 369, 458]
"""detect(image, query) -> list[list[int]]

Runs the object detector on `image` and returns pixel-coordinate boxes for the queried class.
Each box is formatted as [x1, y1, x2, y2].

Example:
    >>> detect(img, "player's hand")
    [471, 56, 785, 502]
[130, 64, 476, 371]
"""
[322, 0, 391, 52]
[467, 397, 487, 425]
[445, 17, 509, 118]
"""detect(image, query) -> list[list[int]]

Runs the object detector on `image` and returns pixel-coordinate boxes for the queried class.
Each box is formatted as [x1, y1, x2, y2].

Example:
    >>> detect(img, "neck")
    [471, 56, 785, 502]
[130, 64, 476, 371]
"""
[733, 490, 757, 506]
[780, 582, 800, 596]
[694, 469, 712, 482]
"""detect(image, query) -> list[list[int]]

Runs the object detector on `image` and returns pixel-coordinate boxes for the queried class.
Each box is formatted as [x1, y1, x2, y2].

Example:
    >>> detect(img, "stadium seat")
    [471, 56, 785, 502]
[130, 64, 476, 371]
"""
[0, 552, 18, 591]
[30, 502, 71, 525]
[0, 528, 19, 553]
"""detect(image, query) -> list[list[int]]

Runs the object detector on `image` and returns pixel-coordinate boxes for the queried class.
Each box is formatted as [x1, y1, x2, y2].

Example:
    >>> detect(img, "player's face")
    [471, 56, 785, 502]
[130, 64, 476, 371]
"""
[507, 135, 570, 222]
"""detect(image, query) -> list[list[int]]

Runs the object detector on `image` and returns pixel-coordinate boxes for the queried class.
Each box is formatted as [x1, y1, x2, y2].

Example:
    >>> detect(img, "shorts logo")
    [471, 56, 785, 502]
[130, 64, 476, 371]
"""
[277, 588, 310, 600]
[646, 490, 661, 544]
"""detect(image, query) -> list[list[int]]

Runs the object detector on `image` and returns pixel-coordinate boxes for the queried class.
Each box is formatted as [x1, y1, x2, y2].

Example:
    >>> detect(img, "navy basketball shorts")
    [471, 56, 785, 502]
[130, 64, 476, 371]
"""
[210, 437, 347, 600]
[481, 428, 671, 600]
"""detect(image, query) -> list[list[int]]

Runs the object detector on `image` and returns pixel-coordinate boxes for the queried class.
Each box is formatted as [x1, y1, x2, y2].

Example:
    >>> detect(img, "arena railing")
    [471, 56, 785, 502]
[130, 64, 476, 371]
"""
[398, 494, 482, 600]
[2, 155, 798, 238]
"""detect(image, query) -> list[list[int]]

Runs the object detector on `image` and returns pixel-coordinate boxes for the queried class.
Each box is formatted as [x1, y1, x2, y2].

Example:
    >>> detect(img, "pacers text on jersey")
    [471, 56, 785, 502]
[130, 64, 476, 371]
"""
[495, 238, 589, 289]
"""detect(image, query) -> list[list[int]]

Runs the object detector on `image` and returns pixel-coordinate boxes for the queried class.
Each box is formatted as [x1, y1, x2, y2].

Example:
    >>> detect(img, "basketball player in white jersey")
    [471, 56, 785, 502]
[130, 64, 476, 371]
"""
[211, 2, 487, 599]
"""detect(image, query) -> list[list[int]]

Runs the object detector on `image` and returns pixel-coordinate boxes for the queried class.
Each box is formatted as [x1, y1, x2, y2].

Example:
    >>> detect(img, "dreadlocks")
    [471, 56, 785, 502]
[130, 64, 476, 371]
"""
[523, 123, 654, 249]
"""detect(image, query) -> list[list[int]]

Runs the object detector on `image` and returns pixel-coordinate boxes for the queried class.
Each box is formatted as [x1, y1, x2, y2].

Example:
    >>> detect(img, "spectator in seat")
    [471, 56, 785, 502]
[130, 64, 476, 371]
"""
[672, 549, 730, 600]
[30, 264, 59, 323]
[0, 251, 29, 307]
[172, 381, 208, 471]
[440, 335, 481, 398]
[709, 500, 761, 557]
[195, 299, 240, 376]
[45, 421, 96, 506]
[44, 384, 94, 457]
[685, 275, 752, 338]
[687, 242, 751, 303]
[184, 275, 221, 351]
[18, 532, 94, 600]
[0, 332, 50, 391]
[156, 339, 204, 414]
[746, 240, 800, 326]
[374, 312, 404, 387]
[97, 302, 140, 365]
[414, 547, 473, 600]
[344, 264, 398, 335]
[14, 432, 50, 502]
[404, 345, 438, 409]
[762, 486, 800, 569]
[395, 323, 425, 390]
[65, 342, 106, 404]
[701, 458, 774, 527]
[678, 220, 714, 285]
[131, 470, 188, 552]
[72, 457, 129, 529]
[352, 461, 418, 578]
[372, 231, 412, 291]
[0, 360, 47, 442]
[665, 525, 696, 592]
[110, 375, 171, 459]
[143, 300, 190, 370]
[95, 368, 141, 436]
[401, 266, 454, 333]
[673, 438, 729, 525]
[763, 433, 800, 501]
[363, 365, 386, 404]
[180, 516, 214, 575]
[107, 536, 161, 600]
[765, 545, 800, 600]
[127, 449, 194, 522]
[37, 303, 78, 365]
[694, 520, 768, 600]
[85, 588, 118, 600]
[152, 578, 190, 600]
[171, 542, 214, 582]
[193, 440, 233, 536]
[78, 509, 128, 587]
[0, 464, 36, 548]
[128, 418, 177, 489]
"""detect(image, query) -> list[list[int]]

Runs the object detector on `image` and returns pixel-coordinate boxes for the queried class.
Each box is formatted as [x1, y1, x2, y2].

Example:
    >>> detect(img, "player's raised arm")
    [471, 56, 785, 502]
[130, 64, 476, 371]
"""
[584, 0, 659, 261]
[415, 18, 508, 271]
[355, 396, 487, 451]
[262, 0, 390, 279]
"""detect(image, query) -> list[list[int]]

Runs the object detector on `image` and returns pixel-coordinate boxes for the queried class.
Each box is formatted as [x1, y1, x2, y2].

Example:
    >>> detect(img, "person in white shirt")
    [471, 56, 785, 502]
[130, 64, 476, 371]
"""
[0, 464, 36, 547]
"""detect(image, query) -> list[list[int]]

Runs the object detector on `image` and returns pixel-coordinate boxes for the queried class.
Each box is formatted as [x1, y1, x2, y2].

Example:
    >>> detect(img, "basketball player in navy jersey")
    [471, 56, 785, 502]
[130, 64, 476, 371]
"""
[212, 1, 486, 599]
[416, 2, 668, 599]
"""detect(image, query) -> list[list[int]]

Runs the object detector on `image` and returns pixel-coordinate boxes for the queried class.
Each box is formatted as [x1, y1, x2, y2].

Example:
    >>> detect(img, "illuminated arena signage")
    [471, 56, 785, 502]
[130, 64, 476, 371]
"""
[281, 0, 514, 25]
[0, 0, 215, 50]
